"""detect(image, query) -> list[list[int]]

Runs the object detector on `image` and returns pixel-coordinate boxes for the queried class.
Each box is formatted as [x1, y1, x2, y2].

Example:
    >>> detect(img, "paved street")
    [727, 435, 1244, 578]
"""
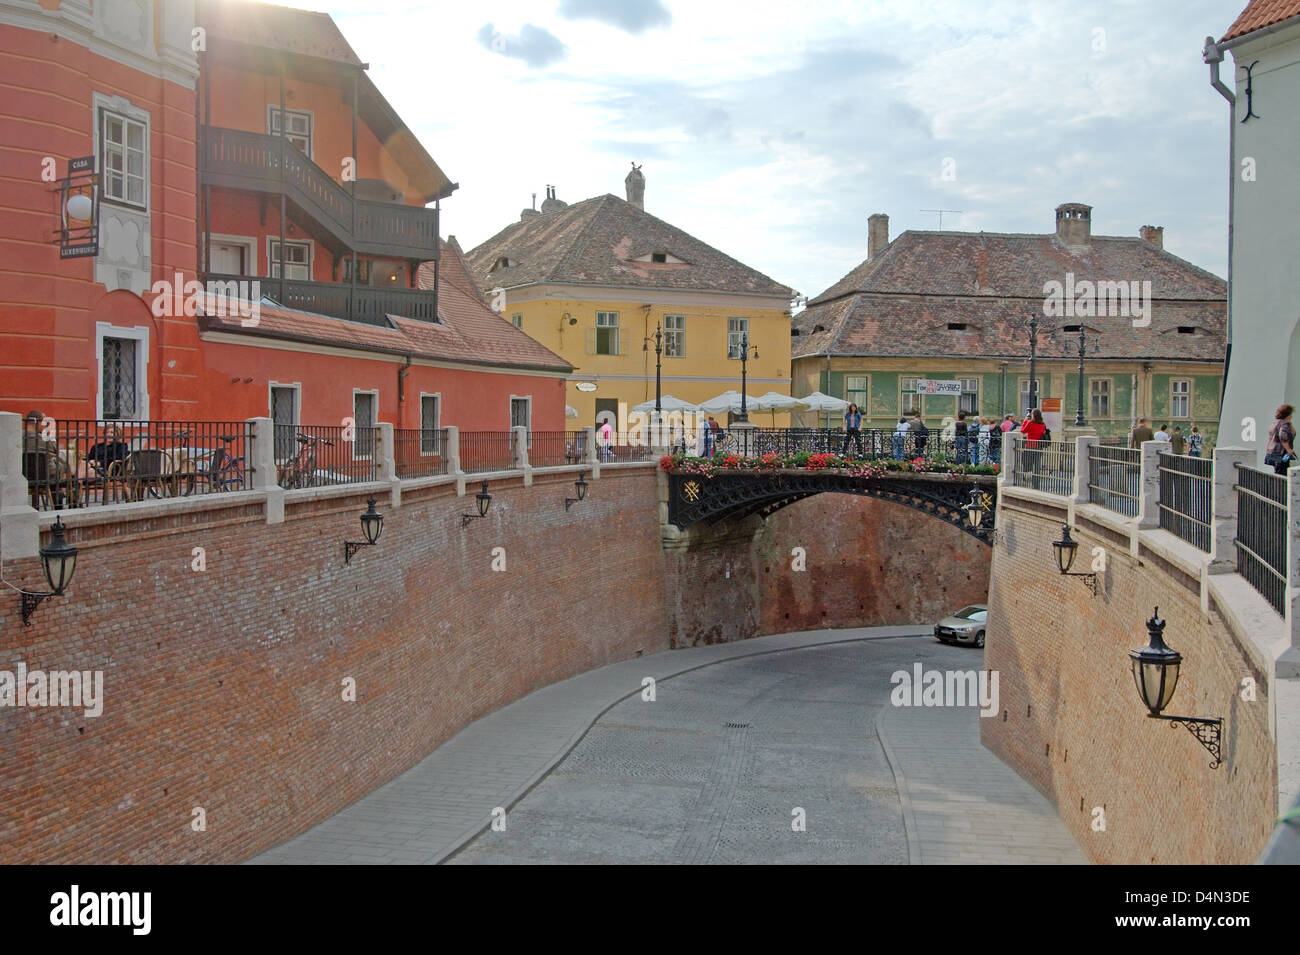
[252, 626, 1083, 865]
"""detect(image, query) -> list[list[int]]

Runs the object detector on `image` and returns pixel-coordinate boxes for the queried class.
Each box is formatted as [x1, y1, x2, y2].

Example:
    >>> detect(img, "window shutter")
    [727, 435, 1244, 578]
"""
[586, 327, 596, 354]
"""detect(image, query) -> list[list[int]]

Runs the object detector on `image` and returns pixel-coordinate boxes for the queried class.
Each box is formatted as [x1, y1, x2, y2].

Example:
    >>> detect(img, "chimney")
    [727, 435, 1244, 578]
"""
[868, 213, 889, 259]
[1055, 202, 1092, 248]
[1139, 225, 1164, 249]
[625, 162, 645, 210]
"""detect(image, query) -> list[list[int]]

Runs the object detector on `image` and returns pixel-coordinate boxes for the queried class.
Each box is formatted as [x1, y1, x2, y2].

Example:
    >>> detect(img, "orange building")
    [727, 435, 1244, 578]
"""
[0, 0, 570, 436]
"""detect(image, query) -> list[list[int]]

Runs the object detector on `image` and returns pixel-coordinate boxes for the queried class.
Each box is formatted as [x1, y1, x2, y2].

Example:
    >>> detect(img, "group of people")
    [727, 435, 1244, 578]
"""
[839, 405, 1045, 464]
[1127, 418, 1205, 457]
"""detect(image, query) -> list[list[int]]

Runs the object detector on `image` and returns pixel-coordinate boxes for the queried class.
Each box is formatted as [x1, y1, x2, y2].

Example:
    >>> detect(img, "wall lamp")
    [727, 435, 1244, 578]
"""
[21, 518, 78, 626]
[1051, 524, 1098, 596]
[344, 497, 384, 564]
[1129, 607, 1223, 769]
[565, 471, 589, 510]
[964, 484, 1003, 545]
[462, 479, 492, 527]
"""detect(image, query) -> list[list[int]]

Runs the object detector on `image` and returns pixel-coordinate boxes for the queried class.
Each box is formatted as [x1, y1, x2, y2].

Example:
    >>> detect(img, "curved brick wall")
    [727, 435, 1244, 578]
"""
[982, 492, 1277, 864]
[0, 465, 992, 862]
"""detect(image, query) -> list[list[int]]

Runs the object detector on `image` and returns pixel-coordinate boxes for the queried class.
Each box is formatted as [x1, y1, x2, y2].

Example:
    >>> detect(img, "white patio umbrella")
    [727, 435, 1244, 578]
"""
[750, 391, 808, 426]
[631, 395, 700, 414]
[794, 391, 849, 427]
[696, 390, 746, 415]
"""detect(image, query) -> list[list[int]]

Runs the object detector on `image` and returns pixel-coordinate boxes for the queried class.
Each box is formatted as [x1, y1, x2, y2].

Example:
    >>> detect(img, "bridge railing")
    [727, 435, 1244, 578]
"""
[717, 428, 994, 466]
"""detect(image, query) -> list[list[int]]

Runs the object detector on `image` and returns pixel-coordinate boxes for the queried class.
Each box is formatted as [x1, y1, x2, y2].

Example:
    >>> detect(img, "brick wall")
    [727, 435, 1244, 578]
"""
[982, 496, 1277, 863]
[665, 492, 991, 647]
[0, 469, 670, 863]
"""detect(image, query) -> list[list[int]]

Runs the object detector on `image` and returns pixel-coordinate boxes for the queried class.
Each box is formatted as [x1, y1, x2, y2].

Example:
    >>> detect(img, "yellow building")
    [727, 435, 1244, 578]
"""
[464, 171, 797, 431]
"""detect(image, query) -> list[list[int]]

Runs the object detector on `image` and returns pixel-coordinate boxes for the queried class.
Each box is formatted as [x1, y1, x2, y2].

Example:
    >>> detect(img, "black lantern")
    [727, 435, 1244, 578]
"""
[20, 517, 79, 625]
[1051, 523, 1097, 596]
[965, 484, 984, 529]
[464, 480, 493, 527]
[566, 471, 589, 510]
[344, 497, 384, 565]
[1128, 607, 1222, 769]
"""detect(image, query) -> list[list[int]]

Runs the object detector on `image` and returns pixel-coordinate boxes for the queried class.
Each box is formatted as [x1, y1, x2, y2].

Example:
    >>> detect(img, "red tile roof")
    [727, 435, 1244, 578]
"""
[793, 228, 1225, 363]
[1223, 0, 1300, 41]
[199, 241, 572, 373]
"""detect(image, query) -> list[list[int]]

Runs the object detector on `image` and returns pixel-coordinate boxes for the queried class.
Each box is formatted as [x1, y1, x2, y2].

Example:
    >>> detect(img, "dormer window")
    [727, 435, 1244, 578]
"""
[947, 322, 967, 330]
[491, 256, 512, 272]
[1177, 326, 1195, 334]
[1063, 324, 1081, 332]
[651, 252, 667, 263]
[633, 251, 686, 265]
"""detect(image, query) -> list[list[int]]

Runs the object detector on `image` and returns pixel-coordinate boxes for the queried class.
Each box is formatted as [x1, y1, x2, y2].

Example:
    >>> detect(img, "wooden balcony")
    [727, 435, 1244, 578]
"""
[200, 126, 440, 260]
[206, 273, 437, 326]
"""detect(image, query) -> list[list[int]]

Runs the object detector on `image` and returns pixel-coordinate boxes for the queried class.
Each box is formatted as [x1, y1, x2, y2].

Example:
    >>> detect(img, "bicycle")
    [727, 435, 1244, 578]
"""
[277, 434, 333, 489]
[173, 431, 249, 496]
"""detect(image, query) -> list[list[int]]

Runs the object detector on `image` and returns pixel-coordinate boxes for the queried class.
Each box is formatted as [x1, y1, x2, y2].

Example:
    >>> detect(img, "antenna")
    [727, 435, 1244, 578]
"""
[531, 192, 536, 210]
[920, 209, 963, 230]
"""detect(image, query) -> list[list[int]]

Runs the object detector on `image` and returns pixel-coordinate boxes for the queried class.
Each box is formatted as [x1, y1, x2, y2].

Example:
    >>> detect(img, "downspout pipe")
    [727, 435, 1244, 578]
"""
[1203, 35, 1235, 408]
[397, 354, 413, 423]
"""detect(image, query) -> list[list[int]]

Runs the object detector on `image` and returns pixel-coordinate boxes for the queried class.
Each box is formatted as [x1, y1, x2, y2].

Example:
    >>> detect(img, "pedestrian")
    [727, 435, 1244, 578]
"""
[893, 416, 909, 459]
[910, 412, 928, 457]
[599, 417, 614, 461]
[978, 417, 992, 465]
[1154, 423, 1171, 443]
[1001, 413, 1017, 433]
[1020, 407, 1046, 446]
[1170, 426, 1186, 455]
[1129, 417, 1154, 448]
[1265, 404, 1296, 475]
[1187, 426, 1203, 458]
[841, 402, 865, 458]
[954, 411, 969, 465]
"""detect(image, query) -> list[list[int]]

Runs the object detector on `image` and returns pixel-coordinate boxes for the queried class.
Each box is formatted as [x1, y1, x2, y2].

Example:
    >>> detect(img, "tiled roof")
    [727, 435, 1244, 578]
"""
[200, 241, 572, 373]
[465, 194, 795, 298]
[1223, 0, 1300, 41]
[202, 0, 364, 66]
[793, 229, 1225, 362]
[809, 231, 1224, 306]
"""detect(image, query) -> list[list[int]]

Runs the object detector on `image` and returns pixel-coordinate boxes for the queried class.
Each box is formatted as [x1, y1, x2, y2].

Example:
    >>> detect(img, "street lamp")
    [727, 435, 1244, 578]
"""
[642, 322, 663, 414]
[344, 496, 384, 564]
[463, 479, 493, 527]
[1129, 607, 1223, 768]
[20, 517, 79, 625]
[733, 331, 759, 424]
[1051, 523, 1098, 596]
[1023, 312, 1041, 414]
[565, 471, 589, 510]
[1073, 325, 1099, 427]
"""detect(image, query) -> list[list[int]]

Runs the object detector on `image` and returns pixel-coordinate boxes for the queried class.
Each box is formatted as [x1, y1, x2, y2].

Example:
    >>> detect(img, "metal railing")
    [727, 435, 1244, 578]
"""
[201, 126, 440, 259]
[459, 431, 515, 473]
[529, 431, 588, 468]
[1013, 439, 1076, 495]
[1089, 444, 1141, 516]
[596, 432, 655, 463]
[1157, 451, 1213, 551]
[393, 427, 449, 479]
[20, 418, 255, 510]
[274, 424, 379, 488]
[702, 427, 1001, 466]
[205, 273, 438, 326]
[1234, 463, 1287, 615]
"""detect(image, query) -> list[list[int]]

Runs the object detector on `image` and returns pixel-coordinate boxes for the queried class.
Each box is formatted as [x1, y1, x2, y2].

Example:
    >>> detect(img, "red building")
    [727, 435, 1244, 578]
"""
[0, 0, 570, 437]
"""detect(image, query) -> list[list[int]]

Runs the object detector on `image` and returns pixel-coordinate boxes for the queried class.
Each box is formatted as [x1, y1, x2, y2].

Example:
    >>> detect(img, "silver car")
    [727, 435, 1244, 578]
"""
[933, 605, 988, 648]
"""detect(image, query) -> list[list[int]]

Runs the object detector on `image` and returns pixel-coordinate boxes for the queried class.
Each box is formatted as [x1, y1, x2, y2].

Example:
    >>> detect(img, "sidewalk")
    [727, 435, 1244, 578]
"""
[249, 626, 1084, 865]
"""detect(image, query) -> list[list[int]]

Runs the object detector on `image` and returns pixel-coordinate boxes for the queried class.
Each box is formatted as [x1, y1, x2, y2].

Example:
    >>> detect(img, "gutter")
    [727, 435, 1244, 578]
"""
[1216, 12, 1300, 53]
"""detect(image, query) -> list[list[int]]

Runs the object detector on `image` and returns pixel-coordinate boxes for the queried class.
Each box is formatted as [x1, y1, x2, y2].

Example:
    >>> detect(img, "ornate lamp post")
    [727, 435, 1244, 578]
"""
[642, 322, 663, 414]
[20, 517, 79, 625]
[1073, 324, 1098, 427]
[344, 496, 384, 565]
[734, 331, 759, 424]
[1026, 313, 1040, 413]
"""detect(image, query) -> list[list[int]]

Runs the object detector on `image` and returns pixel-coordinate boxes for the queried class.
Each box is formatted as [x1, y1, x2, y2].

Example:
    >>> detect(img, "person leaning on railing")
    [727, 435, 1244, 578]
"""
[1266, 404, 1296, 475]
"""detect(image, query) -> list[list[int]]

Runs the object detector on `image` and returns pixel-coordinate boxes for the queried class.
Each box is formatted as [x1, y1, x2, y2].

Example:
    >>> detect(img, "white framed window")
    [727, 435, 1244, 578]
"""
[1171, 379, 1191, 419]
[590, 311, 619, 355]
[95, 322, 149, 421]
[342, 257, 371, 283]
[900, 376, 922, 415]
[420, 393, 441, 455]
[270, 382, 301, 461]
[100, 107, 148, 209]
[663, 314, 685, 357]
[268, 106, 313, 156]
[959, 377, 979, 414]
[268, 238, 312, 281]
[352, 390, 378, 460]
[511, 313, 523, 329]
[727, 317, 750, 359]
[1019, 378, 1042, 413]
[845, 375, 868, 413]
[1090, 378, 1111, 419]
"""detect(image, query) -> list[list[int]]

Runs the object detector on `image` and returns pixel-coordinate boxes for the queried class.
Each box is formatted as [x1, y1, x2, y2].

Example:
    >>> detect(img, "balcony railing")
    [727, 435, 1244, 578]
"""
[205, 273, 436, 326]
[201, 125, 440, 260]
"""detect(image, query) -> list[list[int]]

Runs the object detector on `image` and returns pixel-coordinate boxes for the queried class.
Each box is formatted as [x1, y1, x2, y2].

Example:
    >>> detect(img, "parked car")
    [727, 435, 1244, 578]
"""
[934, 605, 988, 648]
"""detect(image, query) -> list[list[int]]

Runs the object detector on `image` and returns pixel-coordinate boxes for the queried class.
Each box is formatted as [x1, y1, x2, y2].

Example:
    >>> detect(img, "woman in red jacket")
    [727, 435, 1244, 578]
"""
[1020, 408, 1047, 446]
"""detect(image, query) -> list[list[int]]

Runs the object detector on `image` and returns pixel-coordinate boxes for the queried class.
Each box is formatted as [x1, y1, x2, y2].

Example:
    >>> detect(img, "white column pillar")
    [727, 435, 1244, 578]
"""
[1072, 435, 1098, 506]
[1135, 440, 1163, 530]
[1208, 447, 1254, 574]
[0, 412, 39, 558]
[247, 416, 284, 524]
[377, 421, 401, 507]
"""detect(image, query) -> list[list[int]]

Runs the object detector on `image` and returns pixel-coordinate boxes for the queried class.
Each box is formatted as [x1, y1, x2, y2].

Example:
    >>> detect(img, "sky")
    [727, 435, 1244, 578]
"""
[302, 0, 1241, 301]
